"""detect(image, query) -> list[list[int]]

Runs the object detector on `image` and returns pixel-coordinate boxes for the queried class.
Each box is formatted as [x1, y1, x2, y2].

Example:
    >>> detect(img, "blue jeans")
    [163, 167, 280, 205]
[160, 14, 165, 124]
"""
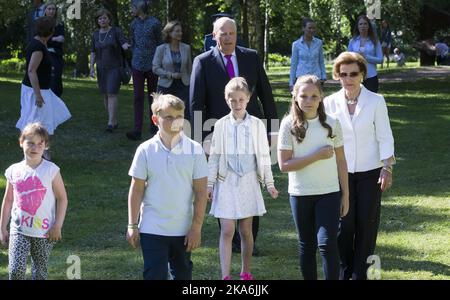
[289, 192, 341, 280]
[140, 233, 192, 280]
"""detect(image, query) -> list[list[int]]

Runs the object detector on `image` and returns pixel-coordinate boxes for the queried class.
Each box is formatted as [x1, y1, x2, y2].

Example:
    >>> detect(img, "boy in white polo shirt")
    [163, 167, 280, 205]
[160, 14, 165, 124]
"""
[126, 93, 208, 280]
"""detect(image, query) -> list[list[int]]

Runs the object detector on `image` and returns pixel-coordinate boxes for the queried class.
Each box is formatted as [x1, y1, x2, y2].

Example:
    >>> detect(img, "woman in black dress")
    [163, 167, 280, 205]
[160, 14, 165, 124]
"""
[90, 9, 130, 133]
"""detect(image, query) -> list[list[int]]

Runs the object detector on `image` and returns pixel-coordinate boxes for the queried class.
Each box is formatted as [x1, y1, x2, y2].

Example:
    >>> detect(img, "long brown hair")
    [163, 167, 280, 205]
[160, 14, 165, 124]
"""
[290, 75, 333, 144]
[353, 15, 378, 46]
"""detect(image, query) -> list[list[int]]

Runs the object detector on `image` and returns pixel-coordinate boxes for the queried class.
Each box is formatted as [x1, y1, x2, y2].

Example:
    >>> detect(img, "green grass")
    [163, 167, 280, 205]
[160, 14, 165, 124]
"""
[0, 68, 449, 280]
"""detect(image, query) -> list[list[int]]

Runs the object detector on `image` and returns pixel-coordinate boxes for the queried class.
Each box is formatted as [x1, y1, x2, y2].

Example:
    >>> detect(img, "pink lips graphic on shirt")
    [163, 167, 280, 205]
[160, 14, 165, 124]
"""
[15, 176, 47, 216]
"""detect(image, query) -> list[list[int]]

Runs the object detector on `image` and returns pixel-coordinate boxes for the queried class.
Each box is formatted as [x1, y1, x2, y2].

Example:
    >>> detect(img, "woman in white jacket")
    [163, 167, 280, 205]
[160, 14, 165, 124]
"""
[323, 51, 395, 280]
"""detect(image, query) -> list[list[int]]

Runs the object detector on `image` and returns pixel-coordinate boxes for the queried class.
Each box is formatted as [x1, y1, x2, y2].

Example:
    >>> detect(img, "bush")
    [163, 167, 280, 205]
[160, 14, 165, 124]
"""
[268, 53, 290, 67]
[0, 57, 25, 73]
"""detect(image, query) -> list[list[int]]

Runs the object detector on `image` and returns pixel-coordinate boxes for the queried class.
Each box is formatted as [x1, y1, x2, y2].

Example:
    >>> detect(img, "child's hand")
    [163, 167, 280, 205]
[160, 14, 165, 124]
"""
[0, 228, 9, 247]
[316, 145, 334, 160]
[267, 186, 279, 199]
[46, 225, 62, 242]
[207, 186, 214, 202]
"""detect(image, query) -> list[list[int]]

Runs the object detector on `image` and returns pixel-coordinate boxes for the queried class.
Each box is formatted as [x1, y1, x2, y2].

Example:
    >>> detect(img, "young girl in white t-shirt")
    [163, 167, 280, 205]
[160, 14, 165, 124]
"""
[277, 75, 349, 280]
[207, 77, 279, 280]
[0, 122, 68, 280]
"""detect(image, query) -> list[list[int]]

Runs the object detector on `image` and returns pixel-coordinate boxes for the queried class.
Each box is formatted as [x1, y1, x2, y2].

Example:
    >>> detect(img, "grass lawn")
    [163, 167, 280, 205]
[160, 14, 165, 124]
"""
[0, 68, 449, 280]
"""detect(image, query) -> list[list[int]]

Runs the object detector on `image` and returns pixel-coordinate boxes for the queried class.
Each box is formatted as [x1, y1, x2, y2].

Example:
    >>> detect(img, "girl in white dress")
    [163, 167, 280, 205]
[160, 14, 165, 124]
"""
[207, 77, 278, 280]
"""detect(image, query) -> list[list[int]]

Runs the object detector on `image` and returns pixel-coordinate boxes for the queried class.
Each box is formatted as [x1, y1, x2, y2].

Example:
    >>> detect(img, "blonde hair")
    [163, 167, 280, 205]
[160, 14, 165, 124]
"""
[332, 51, 368, 80]
[289, 75, 333, 144]
[224, 77, 251, 100]
[151, 93, 185, 115]
[162, 21, 182, 43]
[19, 123, 50, 146]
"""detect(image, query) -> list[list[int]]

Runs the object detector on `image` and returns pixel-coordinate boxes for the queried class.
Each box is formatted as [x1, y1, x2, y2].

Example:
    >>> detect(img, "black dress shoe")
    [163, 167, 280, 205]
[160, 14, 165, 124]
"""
[126, 131, 142, 140]
[105, 125, 114, 133]
[113, 123, 119, 130]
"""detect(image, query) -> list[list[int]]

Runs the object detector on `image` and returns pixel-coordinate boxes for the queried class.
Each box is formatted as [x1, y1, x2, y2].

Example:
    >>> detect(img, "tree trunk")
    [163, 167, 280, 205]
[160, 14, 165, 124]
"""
[168, 0, 192, 44]
[240, 0, 249, 46]
[247, 0, 264, 60]
[263, 0, 269, 69]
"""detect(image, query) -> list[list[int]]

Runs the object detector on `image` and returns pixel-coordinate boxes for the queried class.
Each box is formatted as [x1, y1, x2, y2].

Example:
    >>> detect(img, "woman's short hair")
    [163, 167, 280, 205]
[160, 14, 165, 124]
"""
[302, 17, 314, 28]
[95, 8, 113, 27]
[332, 51, 368, 80]
[224, 77, 251, 100]
[162, 21, 182, 43]
[132, 0, 149, 15]
[35, 16, 55, 38]
[151, 93, 185, 115]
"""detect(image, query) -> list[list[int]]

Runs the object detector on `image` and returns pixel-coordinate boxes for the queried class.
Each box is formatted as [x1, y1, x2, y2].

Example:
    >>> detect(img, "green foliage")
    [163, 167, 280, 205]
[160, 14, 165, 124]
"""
[0, 57, 25, 73]
[268, 53, 290, 67]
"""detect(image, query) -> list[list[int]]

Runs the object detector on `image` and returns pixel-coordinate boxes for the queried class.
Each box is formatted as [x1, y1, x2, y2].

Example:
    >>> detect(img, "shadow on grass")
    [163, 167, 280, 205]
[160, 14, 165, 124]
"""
[380, 203, 449, 233]
[376, 244, 450, 277]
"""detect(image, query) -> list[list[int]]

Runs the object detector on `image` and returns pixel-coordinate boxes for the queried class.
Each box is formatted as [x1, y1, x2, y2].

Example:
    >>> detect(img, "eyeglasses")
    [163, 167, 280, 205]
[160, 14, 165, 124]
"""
[339, 72, 360, 78]
[158, 115, 184, 122]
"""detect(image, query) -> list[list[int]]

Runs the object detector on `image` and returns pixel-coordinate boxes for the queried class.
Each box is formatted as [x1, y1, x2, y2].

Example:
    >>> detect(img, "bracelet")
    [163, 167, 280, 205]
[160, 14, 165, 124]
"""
[127, 224, 138, 229]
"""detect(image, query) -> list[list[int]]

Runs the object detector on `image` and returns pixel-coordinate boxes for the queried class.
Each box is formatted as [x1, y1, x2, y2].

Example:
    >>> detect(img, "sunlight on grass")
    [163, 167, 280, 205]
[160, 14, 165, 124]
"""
[0, 68, 449, 280]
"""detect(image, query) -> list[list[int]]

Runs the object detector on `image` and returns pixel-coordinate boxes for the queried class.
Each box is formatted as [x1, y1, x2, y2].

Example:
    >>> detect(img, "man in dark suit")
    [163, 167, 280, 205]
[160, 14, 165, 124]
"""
[190, 17, 278, 256]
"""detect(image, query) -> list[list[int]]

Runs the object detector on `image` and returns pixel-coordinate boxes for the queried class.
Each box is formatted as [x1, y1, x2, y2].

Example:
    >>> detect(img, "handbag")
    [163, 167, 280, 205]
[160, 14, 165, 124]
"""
[120, 56, 131, 85]
[113, 26, 131, 85]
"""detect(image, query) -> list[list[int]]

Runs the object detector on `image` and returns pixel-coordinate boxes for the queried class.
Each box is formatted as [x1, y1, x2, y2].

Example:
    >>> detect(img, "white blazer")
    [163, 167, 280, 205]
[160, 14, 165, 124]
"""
[152, 42, 192, 87]
[323, 85, 395, 173]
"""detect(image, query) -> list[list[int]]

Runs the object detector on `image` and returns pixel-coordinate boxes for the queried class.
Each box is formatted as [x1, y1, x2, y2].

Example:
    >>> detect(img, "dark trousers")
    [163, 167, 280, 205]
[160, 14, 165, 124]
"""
[362, 76, 379, 93]
[157, 80, 189, 120]
[49, 52, 64, 97]
[140, 233, 192, 280]
[131, 68, 158, 134]
[338, 168, 382, 280]
[290, 192, 341, 280]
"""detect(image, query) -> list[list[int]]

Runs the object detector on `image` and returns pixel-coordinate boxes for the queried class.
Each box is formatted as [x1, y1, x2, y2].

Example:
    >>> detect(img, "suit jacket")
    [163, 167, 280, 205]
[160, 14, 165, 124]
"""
[189, 46, 278, 140]
[323, 85, 395, 173]
[152, 42, 192, 87]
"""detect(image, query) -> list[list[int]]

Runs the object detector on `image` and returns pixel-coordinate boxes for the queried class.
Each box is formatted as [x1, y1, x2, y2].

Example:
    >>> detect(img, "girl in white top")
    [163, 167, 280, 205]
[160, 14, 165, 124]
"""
[0, 123, 68, 280]
[207, 77, 278, 280]
[278, 75, 349, 280]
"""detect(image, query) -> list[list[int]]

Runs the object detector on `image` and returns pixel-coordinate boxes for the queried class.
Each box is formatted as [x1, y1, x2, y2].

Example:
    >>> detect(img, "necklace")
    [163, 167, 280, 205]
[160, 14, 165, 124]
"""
[347, 98, 358, 105]
[99, 27, 111, 43]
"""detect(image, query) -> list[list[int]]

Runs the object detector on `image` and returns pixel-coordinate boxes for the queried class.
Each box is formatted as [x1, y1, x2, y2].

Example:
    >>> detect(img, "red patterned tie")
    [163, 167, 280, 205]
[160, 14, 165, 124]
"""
[224, 55, 235, 78]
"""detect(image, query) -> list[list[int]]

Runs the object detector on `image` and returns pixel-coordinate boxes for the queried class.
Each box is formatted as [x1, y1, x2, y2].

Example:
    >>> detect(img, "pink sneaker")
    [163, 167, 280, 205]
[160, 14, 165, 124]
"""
[240, 272, 254, 280]
[223, 275, 232, 280]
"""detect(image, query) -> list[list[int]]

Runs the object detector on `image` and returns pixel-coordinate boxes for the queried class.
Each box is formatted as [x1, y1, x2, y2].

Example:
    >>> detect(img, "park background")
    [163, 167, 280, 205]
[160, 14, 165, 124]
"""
[0, 0, 449, 279]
